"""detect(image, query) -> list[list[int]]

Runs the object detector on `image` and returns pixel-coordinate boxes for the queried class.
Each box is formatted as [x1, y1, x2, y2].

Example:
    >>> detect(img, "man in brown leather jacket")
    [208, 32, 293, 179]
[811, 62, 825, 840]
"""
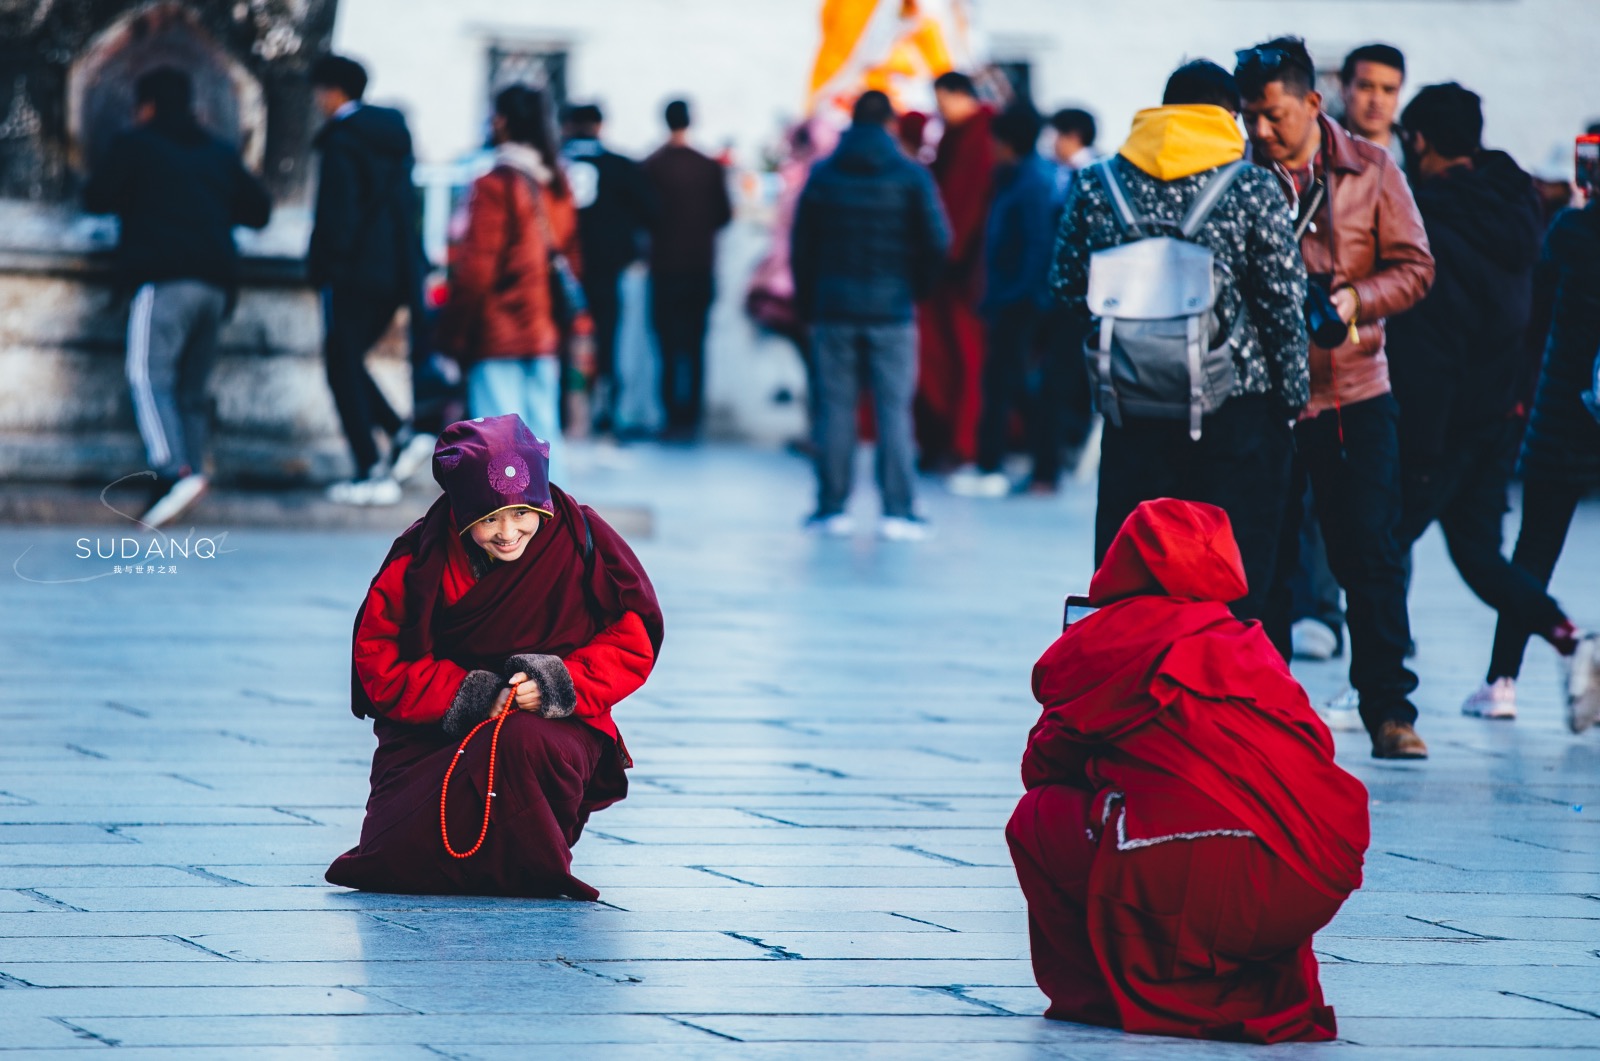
[1237, 38, 1436, 760]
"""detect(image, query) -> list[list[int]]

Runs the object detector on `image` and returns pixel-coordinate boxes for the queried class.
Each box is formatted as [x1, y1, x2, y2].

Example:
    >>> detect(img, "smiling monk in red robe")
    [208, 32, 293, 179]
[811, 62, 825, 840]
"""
[326, 414, 662, 901]
[1007, 498, 1369, 1043]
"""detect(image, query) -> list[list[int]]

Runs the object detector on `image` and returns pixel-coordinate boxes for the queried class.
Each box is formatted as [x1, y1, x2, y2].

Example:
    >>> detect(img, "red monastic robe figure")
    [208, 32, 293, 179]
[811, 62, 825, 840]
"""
[916, 105, 994, 467]
[1007, 498, 1370, 1044]
[326, 415, 663, 901]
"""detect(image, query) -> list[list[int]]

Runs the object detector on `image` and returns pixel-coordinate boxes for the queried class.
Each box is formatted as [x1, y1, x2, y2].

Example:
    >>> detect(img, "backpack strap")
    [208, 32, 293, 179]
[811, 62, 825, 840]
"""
[1094, 159, 1147, 237]
[1179, 160, 1248, 239]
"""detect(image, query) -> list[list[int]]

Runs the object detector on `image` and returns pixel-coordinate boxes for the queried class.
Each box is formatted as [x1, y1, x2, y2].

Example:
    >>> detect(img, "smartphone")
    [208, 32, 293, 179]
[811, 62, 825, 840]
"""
[1063, 595, 1097, 631]
[1576, 134, 1600, 192]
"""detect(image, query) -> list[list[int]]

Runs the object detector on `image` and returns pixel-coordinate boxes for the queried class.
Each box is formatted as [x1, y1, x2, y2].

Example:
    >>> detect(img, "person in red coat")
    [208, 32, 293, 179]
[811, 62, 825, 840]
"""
[1006, 498, 1370, 1043]
[916, 71, 995, 470]
[436, 85, 586, 486]
[326, 414, 662, 900]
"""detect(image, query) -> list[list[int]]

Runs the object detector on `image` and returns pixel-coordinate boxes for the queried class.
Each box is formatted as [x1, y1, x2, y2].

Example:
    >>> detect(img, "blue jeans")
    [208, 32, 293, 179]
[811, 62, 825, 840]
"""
[466, 357, 566, 486]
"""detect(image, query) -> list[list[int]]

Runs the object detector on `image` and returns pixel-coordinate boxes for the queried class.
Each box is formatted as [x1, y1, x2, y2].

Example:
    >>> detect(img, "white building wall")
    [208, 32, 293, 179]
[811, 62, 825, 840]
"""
[337, 0, 1598, 175]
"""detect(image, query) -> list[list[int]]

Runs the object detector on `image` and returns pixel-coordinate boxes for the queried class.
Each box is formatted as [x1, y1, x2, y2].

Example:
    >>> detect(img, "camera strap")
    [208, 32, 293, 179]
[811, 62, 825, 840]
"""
[1293, 179, 1327, 242]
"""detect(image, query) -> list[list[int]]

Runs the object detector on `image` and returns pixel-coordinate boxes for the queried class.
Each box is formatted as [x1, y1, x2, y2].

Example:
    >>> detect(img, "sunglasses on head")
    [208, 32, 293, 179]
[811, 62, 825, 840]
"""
[1234, 46, 1313, 78]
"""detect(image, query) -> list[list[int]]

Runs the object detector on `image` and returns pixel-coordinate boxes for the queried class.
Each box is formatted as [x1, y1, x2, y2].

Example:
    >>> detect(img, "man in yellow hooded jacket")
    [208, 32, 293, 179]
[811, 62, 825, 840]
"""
[1051, 60, 1309, 622]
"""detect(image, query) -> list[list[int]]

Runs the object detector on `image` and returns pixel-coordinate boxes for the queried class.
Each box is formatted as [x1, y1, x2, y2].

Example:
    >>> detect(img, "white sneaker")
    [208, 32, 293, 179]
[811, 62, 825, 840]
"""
[947, 466, 1009, 498]
[143, 474, 208, 529]
[1291, 619, 1340, 661]
[804, 512, 855, 537]
[389, 431, 436, 484]
[1319, 688, 1363, 732]
[878, 515, 931, 542]
[1566, 634, 1600, 734]
[326, 476, 403, 506]
[1461, 677, 1518, 720]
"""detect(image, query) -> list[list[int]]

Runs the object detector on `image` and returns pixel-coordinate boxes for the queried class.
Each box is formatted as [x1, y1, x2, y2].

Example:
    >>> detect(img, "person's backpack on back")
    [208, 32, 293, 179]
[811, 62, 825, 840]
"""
[1083, 158, 1247, 439]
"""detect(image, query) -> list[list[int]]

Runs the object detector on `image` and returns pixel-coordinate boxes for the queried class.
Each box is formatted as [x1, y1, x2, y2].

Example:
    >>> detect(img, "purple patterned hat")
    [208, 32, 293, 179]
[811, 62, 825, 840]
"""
[431, 415, 554, 532]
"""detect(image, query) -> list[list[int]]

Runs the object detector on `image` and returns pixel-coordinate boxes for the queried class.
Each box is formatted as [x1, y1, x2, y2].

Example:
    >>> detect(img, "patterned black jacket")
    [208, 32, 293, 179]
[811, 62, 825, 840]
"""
[1050, 155, 1310, 410]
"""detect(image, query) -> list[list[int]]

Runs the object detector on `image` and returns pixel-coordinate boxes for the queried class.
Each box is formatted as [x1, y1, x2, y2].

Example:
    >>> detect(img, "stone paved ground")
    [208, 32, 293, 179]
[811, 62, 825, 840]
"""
[2, 444, 1598, 1059]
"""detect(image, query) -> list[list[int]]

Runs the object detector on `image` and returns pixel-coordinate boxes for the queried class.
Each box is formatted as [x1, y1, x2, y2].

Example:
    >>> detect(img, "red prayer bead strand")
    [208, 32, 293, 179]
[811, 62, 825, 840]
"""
[440, 682, 516, 859]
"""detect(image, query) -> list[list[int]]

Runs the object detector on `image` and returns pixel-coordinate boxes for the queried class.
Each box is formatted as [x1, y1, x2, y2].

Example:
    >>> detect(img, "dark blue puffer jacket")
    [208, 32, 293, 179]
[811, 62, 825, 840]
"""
[790, 124, 950, 324]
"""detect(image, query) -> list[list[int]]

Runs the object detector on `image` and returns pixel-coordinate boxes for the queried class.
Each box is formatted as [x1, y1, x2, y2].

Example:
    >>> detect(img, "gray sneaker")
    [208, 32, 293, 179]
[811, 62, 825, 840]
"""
[143, 474, 208, 529]
[1566, 634, 1600, 734]
[326, 476, 402, 506]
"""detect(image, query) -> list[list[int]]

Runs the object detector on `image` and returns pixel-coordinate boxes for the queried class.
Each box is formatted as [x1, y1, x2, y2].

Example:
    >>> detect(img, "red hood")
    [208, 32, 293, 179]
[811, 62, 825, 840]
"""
[1089, 498, 1248, 605]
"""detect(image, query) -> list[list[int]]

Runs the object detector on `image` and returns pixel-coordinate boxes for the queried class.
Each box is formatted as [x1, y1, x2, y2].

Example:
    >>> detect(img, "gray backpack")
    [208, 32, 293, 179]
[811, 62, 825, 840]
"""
[1084, 158, 1248, 440]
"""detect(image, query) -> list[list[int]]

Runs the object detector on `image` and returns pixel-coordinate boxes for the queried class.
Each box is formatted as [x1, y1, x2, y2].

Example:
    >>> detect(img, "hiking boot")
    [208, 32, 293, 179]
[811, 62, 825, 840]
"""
[1461, 677, 1518, 720]
[1372, 721, 1429, 760]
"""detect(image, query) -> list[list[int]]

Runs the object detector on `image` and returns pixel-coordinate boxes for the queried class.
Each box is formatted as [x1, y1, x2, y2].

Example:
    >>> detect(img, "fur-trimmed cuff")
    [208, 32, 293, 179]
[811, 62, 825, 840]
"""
[505, 654, 576, 718]
[443, 669, 504, 737]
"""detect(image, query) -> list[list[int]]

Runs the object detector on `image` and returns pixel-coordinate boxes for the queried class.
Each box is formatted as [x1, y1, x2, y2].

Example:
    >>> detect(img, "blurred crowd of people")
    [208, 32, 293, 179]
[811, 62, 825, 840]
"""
[89, 55, 734, 516]
[774, 40, 1600, 756]
[84, 39, 1600, 755]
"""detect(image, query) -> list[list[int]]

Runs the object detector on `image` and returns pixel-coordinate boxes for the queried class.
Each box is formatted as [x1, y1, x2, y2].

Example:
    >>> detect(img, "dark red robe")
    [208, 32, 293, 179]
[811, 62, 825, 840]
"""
[1007, 499, 1370, 1043]
[916, 106, 994, 467]
[326, 487, 662, 900]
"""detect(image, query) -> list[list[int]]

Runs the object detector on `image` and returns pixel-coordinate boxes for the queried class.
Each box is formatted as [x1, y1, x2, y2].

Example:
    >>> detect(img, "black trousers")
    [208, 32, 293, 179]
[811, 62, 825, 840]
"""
[1400, 417, 1568, 678]
[977, 303, 1042, 474]
[323, 287, 405, 477]
[1292, 394, 1418, 733]
[1488, 477, 1586, 681]
[651, 270, 715, 433]
[583, 267, 623, 425]
[1096, 393, 1293, 622]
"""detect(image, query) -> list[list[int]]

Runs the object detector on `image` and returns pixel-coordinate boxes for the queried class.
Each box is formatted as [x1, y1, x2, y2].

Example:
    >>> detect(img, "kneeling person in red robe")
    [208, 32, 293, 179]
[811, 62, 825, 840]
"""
[1007, 498, 1369, 1043]
[327, 414, 663, 900]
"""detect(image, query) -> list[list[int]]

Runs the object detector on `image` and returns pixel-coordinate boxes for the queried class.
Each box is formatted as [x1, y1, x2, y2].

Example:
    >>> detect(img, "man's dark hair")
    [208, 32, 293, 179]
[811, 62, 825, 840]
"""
[1048, 108, 1096, 147]
[664, 99, 691, 132]
[1235, 37, 1316, 101]
[135, 67, 192, 117]
[1163, 60, 1241, 113]
[566, 103, 603, 131]
[1401, 82, 1483, 160]
[1340, 43, 1406, 86]
[309, 55, 368, 101]
[851, 90, 895, 127]
[933, 71, 977, 98]
[991, 102, 1042, 156]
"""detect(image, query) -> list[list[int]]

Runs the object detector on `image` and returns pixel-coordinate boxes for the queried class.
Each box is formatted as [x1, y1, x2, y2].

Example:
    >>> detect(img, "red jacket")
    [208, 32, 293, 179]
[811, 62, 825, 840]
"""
[438, 164, 582, 362]
[352, 527, 652, 748]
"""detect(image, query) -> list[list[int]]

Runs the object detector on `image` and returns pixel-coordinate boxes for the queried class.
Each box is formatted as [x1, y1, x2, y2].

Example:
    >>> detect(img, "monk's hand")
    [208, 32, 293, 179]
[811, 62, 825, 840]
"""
[488, 686, 515, 719]
[505, 672, 543, 713]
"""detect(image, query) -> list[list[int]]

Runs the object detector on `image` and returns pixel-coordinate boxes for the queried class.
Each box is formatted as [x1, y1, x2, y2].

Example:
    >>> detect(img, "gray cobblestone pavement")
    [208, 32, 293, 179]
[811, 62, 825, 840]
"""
[2, 443, 1598, 1058]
